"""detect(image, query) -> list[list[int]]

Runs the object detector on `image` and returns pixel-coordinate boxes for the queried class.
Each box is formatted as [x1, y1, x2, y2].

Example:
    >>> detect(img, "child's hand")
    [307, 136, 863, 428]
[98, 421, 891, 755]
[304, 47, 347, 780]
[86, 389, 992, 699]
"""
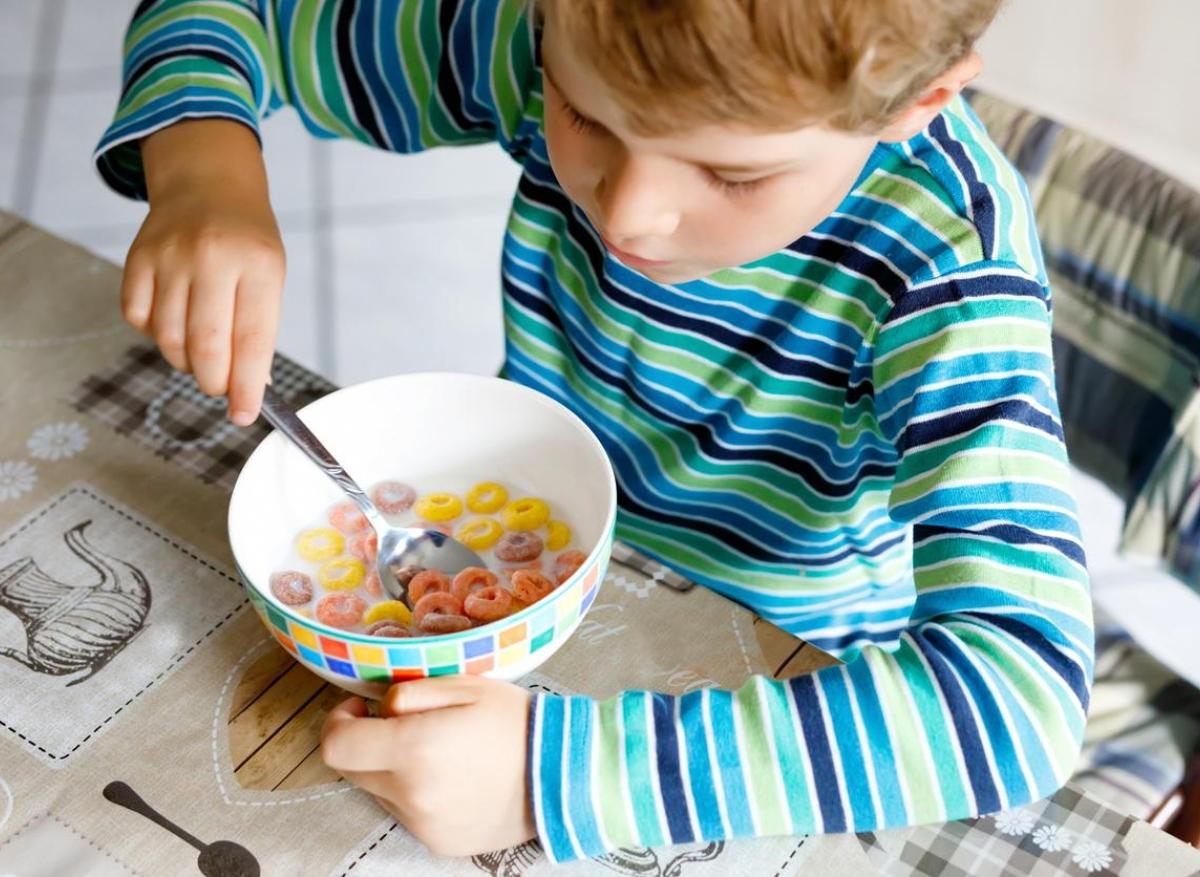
[320, 676, 536, 857]
[123, 119, 285, 426]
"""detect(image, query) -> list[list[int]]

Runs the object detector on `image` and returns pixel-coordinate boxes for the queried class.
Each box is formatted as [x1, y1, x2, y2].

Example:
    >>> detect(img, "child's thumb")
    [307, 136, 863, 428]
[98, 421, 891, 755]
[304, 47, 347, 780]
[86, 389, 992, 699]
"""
[380, 676, 482, 717]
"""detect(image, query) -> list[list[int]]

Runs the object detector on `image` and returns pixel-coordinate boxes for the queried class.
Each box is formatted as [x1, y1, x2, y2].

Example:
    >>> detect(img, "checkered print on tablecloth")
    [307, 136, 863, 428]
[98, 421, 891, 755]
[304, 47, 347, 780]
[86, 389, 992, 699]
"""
[859, 784, 1134, 877]
[68, 343, 335, 492]
[609, 540, 696, 591]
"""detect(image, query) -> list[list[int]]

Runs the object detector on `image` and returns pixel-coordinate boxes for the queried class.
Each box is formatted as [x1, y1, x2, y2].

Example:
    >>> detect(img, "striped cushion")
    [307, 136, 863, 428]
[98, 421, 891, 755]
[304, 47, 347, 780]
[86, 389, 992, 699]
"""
[966, 90, 1200, 586]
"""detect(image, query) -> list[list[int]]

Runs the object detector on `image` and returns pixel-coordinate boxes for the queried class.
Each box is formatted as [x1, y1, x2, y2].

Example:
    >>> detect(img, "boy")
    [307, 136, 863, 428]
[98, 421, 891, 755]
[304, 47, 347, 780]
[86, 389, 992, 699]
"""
[96, 0, 1093, 862]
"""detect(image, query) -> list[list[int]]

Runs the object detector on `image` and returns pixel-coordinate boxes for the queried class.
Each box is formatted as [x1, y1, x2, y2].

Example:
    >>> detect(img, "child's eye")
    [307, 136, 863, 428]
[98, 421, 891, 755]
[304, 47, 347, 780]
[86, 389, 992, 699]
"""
[706, 172, 768, 198]
[561, 98, 601, 135]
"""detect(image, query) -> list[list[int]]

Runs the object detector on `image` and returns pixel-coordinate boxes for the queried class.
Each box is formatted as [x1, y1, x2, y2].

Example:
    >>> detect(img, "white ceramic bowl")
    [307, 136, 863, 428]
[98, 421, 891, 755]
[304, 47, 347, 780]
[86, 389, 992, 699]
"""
[228, 372, 617, 698]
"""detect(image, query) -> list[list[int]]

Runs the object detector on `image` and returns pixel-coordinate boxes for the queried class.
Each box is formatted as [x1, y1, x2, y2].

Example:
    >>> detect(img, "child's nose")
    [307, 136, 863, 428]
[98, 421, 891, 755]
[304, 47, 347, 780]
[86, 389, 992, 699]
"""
[594, 154, 681, 241]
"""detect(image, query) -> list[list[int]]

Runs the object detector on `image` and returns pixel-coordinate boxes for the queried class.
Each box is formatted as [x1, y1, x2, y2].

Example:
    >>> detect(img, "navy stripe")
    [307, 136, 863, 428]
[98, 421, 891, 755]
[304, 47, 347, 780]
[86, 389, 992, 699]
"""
[652, 693, 696, 844]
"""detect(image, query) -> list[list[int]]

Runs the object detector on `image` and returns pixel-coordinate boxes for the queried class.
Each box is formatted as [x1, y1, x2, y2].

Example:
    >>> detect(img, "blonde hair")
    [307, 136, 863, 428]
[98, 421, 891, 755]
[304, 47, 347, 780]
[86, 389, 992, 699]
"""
[539, 0, 1002, 135]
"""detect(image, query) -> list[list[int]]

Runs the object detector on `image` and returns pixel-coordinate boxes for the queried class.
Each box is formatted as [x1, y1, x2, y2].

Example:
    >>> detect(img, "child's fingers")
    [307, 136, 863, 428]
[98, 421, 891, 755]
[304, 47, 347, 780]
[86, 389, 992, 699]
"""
[120, 251, 155, 332]
[149, 273, 191, 373]
[380, 676, 484, 717]
[320, 707, 406, 773]
[227, 269, 282, 426]
[185, 270, 237, 397]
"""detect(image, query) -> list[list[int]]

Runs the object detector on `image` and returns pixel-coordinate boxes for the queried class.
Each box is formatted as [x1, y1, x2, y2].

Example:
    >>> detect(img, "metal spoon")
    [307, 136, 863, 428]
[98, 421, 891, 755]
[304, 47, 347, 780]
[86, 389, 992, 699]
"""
[102, 781, 260, 877]
[258, 386, 485, 601]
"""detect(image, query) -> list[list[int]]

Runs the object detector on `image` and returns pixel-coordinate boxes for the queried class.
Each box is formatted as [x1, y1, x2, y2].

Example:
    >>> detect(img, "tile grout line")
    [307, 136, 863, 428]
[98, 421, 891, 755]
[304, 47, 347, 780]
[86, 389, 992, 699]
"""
[310, 138, 337, 378]
[12, 0, 67, 217]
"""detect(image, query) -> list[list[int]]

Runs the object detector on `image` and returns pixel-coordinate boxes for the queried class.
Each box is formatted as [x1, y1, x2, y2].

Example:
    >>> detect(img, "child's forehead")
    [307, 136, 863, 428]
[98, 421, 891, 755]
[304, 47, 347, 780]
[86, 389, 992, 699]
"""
[542, 31, 856, 172]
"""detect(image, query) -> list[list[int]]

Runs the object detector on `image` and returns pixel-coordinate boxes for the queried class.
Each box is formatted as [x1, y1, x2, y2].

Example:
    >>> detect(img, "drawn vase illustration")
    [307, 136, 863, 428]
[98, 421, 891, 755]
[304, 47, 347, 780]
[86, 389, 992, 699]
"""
[0, 521, 151, 685]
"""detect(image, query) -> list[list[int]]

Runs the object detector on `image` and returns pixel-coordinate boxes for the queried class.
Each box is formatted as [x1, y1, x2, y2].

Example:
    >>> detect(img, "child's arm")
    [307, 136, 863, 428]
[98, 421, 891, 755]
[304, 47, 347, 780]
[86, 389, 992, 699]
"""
[124, 119, 282, 424]
[527, 263, 1092, 863]
[96, 0, 540, 420]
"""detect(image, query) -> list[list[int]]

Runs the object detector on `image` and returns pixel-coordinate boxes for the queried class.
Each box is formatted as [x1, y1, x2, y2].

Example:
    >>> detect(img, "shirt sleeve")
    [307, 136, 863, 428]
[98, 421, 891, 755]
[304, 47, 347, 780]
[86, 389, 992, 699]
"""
[527, 261, 1093, 863]
[94, 0, 541, 199]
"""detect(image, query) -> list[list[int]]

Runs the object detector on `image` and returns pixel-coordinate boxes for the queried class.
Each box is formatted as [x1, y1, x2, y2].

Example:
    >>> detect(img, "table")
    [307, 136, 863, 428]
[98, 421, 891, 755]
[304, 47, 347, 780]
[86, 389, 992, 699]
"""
[2, 211, 1198, 875]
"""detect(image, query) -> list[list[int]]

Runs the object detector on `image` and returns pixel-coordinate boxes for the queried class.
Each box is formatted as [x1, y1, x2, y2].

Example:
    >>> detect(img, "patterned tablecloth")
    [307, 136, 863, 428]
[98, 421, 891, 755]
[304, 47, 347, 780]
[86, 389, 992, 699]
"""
[2, 212, 1199, 876]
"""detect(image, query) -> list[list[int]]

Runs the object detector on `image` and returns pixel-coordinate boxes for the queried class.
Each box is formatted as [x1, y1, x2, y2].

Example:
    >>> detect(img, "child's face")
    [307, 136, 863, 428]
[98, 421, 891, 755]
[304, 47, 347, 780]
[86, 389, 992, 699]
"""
[540, 22, 879, 285]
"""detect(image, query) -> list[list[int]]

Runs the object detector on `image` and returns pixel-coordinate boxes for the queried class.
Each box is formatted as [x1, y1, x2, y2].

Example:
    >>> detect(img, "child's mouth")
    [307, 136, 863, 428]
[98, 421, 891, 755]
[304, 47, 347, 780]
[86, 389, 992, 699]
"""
[601, 237, 672, 269]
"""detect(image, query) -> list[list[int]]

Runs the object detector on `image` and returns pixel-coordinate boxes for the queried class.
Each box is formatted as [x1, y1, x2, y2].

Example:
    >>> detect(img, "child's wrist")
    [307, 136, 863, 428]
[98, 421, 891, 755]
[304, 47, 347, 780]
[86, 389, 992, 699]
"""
[141, 118, 269, 205]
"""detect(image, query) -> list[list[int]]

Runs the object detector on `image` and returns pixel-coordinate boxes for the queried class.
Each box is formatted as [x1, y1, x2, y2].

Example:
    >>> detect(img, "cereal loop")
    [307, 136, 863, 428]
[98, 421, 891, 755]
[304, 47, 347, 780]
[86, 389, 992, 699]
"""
[329, 501, 370, 534]
[466, 481, 508, 514]
[545, 519, 572, 551]
[455, 517, 503, 551]
[270, 571, 313, 606]
[371, 481, 416, 515]
[319, 556, 367, 591]
[413, 591, 466, 627]
[364, 600, 414, 627]
[464, 585, 515, 622]
[349, 531, 378, 565]
[408, 569, 452, 604]
[452, 567, 499, 602]
[364, 571, 383, 598]
[419, 613, 473, 634]
[366, 621, 411, 638]
[501, 497, 550, 531]
[316, 592, 367, 629]
[511, 569, 556, 604]
[415, 492, 464, 523]
[554, 549, 588, 584]
[495, 531, 544, 563]
[296, 527, 344, 563]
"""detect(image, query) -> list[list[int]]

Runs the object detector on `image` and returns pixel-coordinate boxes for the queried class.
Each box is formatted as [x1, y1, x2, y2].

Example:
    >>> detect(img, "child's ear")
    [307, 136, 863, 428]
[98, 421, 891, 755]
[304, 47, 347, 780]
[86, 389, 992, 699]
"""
[877, 51, 983, 143]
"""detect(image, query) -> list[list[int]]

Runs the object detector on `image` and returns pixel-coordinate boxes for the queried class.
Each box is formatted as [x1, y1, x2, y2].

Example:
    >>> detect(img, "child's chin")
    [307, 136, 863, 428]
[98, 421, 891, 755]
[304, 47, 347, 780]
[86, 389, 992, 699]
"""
[640, 263, 709, 285]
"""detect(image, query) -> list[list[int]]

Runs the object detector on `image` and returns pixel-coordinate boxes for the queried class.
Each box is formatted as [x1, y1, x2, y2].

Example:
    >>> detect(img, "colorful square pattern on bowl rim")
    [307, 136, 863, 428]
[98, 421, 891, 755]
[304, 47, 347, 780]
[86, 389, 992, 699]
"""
[248, 534, 610, 679]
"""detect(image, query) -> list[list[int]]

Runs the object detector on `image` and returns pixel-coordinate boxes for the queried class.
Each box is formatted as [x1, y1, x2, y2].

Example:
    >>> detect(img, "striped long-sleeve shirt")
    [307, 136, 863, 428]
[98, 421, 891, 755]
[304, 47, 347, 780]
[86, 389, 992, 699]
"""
[96, 0, 1094, 863]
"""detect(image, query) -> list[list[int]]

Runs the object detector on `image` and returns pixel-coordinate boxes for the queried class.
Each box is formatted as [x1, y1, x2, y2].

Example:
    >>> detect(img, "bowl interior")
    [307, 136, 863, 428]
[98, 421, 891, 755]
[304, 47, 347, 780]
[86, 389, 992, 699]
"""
[228, 372, 616, 638]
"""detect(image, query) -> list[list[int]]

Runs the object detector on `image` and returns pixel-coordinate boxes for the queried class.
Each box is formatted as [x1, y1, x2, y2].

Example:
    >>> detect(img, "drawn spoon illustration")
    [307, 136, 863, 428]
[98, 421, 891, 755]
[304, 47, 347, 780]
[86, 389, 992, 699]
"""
[102, 782, 260, 877]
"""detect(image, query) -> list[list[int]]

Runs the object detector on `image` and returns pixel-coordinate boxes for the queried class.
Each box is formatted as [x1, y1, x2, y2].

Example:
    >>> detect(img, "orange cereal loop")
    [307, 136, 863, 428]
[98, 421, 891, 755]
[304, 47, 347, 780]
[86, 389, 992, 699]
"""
[501, 497, 550, 531]
[315, 592, 367, 629]
[502, 559, 543, 584]
[455, 517, 503, 551]
[464, 585, 514, 622]
[364, 600, 414, 627]
[413, 591, 466, 627]
[451, 567, 499, 602]
[415, 492, 464, 523]
[554, 549, 588, 585]
[349, 531, 378, 565]
[371, 481, 416, 515]
[364, 571, 383, 598]
[319, 556, 367, 591]
[329, 501, 370, 534]
[296, 527, 344, 563]
[511, 569, 555, 604]
[545, 519, 572, 551]
[407, 569, 452, 605]
[466, 481, 508, 514]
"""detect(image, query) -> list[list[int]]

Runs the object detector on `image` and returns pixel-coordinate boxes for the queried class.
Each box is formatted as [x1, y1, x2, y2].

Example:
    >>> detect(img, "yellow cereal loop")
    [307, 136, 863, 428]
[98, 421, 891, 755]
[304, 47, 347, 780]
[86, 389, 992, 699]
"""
[456, 517, 504, 551]
[466, 481, 508, 514]
[415, 492, 464, 522]
[296, 527, 345, 562]
[318, 556, 366, 591]
[545, 519, 572, 551]
[364, 600, 413, 627]
[501, 497, 551, 531]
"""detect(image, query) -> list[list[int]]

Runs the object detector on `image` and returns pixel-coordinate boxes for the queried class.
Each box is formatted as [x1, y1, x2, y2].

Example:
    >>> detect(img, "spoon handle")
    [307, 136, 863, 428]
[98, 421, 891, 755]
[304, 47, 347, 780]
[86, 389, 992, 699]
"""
[259, 387, 383, 528]
[103, 781, 206, 853]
